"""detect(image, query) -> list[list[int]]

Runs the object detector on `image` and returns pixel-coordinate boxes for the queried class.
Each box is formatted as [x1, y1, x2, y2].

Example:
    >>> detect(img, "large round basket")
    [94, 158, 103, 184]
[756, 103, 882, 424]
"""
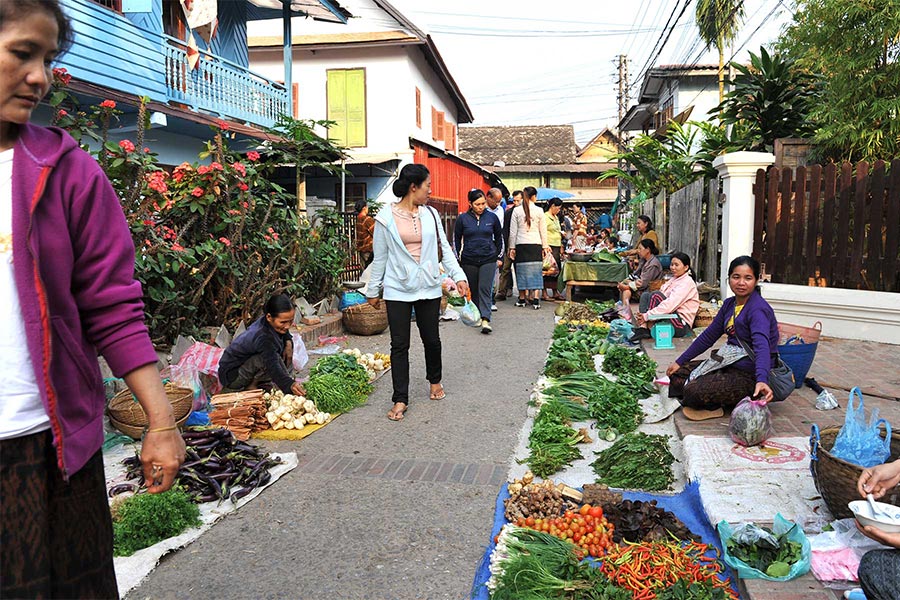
[110, 411, 190, 440]
[343, 302, 388, 335]
[810, 425, 900, 519]
[107, 382, 193, 438]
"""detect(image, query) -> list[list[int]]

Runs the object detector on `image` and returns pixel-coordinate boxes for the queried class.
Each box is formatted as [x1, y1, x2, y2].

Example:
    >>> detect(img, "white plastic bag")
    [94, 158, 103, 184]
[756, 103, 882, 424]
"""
[459, 300, 481, 327]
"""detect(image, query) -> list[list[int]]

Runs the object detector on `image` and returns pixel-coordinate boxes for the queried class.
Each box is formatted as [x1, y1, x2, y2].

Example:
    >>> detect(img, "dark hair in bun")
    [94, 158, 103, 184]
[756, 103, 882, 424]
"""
[639, 238, 659, 255]
[392, 164, 430, 198]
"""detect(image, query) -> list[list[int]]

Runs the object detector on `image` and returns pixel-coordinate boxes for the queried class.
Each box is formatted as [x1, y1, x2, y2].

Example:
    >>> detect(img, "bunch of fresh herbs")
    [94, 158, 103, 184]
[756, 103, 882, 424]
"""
[305, 353, 373, 413]
[591, 432, 675, 491]
[726, 527, 803, 578]
[112, 488, 201, 556]
[586, 381, 643, 436]
[602, 346, 658, 383]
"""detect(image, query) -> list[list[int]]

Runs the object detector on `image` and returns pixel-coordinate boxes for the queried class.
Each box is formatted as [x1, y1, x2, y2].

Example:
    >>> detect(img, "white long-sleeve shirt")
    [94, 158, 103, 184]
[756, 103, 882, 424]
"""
[508, 203, 548, 249]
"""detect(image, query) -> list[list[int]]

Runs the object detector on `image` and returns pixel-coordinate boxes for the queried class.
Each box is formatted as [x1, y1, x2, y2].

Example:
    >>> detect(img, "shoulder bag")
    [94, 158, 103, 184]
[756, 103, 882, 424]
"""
[736, 337, 795, 401]
[428, 207, 443, 263]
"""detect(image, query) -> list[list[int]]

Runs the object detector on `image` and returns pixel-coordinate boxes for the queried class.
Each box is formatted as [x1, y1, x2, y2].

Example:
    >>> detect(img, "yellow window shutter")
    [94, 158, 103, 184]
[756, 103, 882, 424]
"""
[346, 69, 366, 147]
[327, 70, 348, 146]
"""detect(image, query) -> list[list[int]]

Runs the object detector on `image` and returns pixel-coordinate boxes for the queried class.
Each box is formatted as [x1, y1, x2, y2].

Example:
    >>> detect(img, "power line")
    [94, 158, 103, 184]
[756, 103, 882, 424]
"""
[632, 0, 697, 93]
[632, 0, 691, 90]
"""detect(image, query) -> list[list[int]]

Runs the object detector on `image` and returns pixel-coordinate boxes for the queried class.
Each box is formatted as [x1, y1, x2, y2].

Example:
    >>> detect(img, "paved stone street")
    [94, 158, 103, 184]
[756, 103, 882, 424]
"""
[127, 302, 555, 600]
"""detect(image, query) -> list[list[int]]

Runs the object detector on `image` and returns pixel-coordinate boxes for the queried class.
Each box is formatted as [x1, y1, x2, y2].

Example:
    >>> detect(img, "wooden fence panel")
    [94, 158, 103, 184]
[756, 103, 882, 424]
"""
[885, 159, 900, 291]
[805, 165, 822, 284]
[850, 161, 870, 284]
[753, 160, 899, 292]
[820, 163, 837, 285]
[834, 163, 854, 287]
[790, 165, 807, 282]
[867, 161, 886, 289]
[666, 179, 703, 264]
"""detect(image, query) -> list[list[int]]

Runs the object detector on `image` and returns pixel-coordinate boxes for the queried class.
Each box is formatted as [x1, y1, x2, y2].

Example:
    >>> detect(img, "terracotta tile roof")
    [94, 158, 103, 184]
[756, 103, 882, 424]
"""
[457, 125, 576, 166]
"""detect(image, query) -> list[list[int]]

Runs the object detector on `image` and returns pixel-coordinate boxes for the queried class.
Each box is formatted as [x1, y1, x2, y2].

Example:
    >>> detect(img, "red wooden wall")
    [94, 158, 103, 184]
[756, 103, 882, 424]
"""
[413, 142, 490, 214]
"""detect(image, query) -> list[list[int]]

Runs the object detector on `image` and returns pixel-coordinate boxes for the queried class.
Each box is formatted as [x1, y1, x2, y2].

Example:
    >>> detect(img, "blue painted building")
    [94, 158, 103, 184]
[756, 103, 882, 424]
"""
[41, 0, 349, 164]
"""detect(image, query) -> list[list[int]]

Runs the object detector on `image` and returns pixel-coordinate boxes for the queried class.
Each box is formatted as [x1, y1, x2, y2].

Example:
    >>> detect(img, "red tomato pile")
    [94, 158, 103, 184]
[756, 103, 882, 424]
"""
[513, 503, 615, 557]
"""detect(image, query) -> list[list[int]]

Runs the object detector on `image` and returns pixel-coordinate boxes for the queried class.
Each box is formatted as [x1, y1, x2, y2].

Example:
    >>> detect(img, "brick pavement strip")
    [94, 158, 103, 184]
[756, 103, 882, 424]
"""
[297, 453, 505, 487]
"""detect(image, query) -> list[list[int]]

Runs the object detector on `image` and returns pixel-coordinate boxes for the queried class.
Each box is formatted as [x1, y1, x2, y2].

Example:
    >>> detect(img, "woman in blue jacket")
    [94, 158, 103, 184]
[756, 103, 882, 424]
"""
[454, 189, 502, 334]
[366, 164, 469, 421]
[666, 256, 779, 421]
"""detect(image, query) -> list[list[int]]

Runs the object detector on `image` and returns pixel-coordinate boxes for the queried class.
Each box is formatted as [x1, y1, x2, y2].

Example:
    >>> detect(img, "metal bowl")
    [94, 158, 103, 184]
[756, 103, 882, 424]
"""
[568, 252, 594, 263]
[342, 281, 366, 290]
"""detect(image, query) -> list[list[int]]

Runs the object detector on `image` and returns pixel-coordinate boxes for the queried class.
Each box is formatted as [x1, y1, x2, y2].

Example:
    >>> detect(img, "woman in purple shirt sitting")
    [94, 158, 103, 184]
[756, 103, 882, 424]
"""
[665, 256, 779, 421]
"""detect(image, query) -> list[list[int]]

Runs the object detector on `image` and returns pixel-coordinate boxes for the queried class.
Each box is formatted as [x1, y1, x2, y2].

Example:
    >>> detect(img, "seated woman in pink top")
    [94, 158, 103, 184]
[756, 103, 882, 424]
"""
[634, 252, 700, 338]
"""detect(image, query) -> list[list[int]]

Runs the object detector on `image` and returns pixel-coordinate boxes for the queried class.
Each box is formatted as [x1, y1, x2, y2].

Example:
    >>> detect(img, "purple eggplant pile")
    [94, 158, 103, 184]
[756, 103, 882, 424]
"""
[118, 427, 282, 504]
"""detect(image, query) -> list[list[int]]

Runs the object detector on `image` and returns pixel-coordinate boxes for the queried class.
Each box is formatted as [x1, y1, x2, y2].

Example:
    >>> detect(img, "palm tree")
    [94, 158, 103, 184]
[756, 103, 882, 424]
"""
[695, 0, 744, 102]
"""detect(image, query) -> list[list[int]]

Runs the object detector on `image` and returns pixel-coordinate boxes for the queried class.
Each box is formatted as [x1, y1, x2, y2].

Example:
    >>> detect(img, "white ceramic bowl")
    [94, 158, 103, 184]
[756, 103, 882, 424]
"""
[848, 500, 900, 533]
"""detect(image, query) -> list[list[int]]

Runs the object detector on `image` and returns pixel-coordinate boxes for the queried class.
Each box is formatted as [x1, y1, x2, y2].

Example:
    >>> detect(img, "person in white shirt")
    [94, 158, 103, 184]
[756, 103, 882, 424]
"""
[508, 186, 550, 309]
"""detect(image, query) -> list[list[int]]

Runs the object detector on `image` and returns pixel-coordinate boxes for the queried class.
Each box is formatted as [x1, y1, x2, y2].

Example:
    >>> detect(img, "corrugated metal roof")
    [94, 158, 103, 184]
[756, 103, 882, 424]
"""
[458, 125, 576, 166]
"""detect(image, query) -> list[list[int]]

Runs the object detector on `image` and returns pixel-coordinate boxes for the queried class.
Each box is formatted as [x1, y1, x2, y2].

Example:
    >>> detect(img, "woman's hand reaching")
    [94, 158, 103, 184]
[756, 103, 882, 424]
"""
[666, 362, 682, 377]
[858, 460, 900, 500]
[367, 297, 380, 308]
[753, 382, 773, 403]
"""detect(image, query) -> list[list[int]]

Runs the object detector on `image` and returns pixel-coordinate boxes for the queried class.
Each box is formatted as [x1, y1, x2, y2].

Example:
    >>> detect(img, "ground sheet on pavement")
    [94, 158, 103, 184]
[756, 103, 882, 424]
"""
[470, 481, 742, 600]
[683, 435, 833, 531]
[103, 443, 298, 597]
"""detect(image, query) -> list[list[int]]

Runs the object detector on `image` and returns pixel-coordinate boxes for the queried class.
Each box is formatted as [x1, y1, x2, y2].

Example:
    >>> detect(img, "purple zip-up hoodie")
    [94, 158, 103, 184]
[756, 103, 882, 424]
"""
[11, 123, 159, 479]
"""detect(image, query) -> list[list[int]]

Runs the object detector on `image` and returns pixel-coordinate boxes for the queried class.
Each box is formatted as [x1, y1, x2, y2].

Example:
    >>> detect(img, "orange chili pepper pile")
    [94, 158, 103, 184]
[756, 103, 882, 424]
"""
[599, 540, 738, 600]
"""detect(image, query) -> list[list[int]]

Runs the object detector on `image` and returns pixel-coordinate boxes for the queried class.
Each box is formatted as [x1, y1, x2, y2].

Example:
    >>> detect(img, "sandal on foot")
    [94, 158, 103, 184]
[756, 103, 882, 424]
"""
[682, 407, 724, 421]
[429, 385, 446, 400]
[387, 403, 407, 421]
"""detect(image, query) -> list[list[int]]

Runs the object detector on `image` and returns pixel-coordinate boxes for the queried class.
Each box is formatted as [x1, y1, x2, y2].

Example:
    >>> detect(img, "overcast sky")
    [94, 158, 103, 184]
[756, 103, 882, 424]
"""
[390, 0, 794, 145]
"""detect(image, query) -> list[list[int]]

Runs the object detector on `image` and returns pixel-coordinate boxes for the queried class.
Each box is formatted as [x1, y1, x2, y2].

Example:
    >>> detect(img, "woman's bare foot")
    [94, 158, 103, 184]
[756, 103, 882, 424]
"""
[429, 383, 445, 400]
[387, 402, 407, 421]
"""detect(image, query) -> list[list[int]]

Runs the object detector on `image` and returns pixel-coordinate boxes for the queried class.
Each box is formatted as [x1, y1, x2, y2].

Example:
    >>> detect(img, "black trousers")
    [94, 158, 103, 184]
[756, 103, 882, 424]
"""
[462, 262, 496, 323]
[497, 253, 514, 296]
[385, 298, 442, 404]
[1, 431, 118, 599]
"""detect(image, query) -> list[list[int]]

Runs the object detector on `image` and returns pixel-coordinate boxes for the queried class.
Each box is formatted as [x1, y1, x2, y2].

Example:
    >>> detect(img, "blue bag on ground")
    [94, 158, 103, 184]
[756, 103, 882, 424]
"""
[830, 387, 892, 468]
[718, 514, 811, 581]
[606, 319, 634, 344]
[459, 300, 481, 327]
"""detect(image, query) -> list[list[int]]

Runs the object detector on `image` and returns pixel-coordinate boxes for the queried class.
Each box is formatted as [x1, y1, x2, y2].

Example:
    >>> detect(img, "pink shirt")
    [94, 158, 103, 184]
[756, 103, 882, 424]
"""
[647, 272, 700, 326]
[392, 205, 422, 262]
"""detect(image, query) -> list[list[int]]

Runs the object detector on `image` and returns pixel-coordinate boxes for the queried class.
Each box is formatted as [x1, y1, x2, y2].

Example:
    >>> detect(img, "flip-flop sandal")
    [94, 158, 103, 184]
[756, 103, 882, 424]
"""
[681, 406, 725, 421]
[429, 386, 446, 400]
[387, 404, 407, 421]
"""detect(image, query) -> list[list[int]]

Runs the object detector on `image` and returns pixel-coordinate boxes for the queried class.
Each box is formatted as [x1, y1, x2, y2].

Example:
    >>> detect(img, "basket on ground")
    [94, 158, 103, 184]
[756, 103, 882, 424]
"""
[778, 321, 822, 387]
[810, 425, 900, 519]
[343, 301, 388, 335]
[779, 320, 822, 344]
[107, 382, 193, 439]
[694, 305, 718, 328]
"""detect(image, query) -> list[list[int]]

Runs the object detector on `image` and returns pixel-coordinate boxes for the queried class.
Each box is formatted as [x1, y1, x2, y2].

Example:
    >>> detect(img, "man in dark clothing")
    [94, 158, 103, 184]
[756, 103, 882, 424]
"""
[496, 190, 523, 300]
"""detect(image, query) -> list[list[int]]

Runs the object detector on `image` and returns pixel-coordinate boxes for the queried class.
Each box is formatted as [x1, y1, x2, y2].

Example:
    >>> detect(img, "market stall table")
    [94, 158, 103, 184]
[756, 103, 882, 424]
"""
[560, 261, 629, 300]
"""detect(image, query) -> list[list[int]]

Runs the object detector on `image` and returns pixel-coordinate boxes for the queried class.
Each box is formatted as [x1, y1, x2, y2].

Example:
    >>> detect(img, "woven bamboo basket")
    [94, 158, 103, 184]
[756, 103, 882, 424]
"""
[343, 301, 388, 335]
[779, 320, 823, 344]
[694, 305, 718, 328]
[107, 382, 193, 434]
[110, 411, 190, 440]
[810, 425, 900, 519]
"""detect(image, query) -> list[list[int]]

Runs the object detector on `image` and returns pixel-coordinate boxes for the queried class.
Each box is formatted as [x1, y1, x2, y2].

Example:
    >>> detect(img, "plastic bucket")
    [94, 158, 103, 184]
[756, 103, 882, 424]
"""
[778, 341, 818, 388]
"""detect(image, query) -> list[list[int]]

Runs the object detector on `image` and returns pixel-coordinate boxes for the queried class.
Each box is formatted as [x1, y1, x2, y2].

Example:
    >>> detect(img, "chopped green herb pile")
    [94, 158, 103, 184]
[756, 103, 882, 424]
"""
[602, 346, 658, 383]
[586, 379, 643, 436]
[591, 432, 675, 491]
[112, 488, 201, 556]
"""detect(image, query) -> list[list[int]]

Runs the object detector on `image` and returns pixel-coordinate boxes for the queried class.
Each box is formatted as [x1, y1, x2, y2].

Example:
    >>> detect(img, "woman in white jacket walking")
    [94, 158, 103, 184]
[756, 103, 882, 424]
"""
[366, 164, 469, 421]
[508, 186, 550, 309]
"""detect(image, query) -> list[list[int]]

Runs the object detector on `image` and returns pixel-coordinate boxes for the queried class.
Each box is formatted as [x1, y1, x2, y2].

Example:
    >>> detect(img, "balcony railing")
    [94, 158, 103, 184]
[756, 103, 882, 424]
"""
[163, 35, 289, 129]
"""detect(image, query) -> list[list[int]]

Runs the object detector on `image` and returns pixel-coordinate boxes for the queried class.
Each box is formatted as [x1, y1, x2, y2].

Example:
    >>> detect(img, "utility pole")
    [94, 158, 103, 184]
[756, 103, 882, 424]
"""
[615, 54, 629, 221]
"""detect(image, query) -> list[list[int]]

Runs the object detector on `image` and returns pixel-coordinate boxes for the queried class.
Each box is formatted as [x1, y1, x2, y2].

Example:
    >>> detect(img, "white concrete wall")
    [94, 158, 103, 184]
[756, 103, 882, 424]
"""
[247, 0, 406, 38]
[761, 283, 900, 346]
[407, 46, 460, 151]
[677, 77, 719, 125]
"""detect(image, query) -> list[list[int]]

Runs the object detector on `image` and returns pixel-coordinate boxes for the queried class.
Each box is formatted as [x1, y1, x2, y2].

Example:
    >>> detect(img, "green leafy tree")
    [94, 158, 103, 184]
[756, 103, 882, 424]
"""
[600, 121, 710, 196]
[695, 0, 744, 102]
[711, 47, 819, 152]
[776, 0, 900, 161]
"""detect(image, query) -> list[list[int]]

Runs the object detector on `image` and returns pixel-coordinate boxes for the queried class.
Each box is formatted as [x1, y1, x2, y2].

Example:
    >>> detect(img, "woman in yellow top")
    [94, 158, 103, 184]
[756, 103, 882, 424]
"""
[624, 215, 659, 266]
[543, 198, 565, 301]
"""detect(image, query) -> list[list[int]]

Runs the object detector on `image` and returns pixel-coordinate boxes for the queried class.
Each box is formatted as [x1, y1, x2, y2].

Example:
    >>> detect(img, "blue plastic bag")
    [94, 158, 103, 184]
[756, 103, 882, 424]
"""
[830, 387, 892, 468]
[606, 319, 634, 345]
[717, 514, 811, 581]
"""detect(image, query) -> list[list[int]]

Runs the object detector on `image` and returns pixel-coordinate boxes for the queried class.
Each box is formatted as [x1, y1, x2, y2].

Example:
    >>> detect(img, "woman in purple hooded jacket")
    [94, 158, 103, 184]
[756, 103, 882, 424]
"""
[1, 1, 185, 596]
[665, 256, 780, 421]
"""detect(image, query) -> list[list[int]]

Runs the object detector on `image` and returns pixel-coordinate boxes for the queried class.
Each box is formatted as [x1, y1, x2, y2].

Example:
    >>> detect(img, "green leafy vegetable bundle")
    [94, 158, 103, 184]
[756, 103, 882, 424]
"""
[586, 380, 643, 436]
[725, 524, 804, 578]
[112, 488, 201, 556]
[602, 346, 658, 383]
[524, 403, 586, 479]
[591, 432, 675, 491]
[305, 353, 373, 413]
[487, 527, 632, 600]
